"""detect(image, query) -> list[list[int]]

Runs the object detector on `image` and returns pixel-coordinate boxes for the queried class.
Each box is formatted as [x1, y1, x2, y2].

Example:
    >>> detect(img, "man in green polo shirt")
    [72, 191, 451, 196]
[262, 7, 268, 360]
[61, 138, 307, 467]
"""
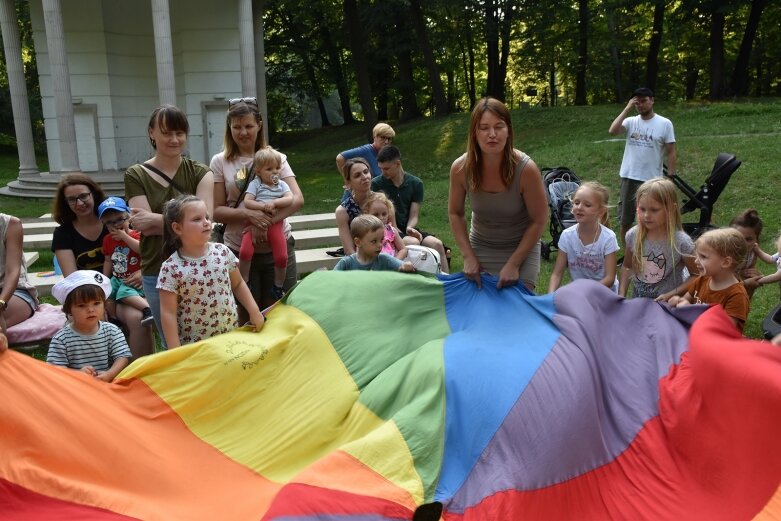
[372, 145, 450, 273]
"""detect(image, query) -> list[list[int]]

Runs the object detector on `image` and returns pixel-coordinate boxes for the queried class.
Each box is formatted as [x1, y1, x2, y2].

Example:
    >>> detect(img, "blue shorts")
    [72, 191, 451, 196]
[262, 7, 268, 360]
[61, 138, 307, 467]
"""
[13, 288, 38, 313]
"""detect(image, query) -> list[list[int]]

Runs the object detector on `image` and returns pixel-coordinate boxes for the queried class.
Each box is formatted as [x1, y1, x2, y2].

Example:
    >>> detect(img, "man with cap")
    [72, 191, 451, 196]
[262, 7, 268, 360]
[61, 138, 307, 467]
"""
[97, 196, 154, 327]
[608, 86, 677, 245]
[48, 270, 132, 382]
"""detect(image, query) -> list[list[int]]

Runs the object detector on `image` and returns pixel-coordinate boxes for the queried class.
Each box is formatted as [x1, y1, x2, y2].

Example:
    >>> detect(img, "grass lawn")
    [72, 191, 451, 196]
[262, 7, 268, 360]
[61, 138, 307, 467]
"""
[2, 100, 780, 338]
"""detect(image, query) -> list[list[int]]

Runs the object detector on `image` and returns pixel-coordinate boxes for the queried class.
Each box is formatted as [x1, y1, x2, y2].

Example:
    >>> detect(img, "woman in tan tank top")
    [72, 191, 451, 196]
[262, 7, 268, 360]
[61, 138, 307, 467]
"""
[448, 97, 548, 291]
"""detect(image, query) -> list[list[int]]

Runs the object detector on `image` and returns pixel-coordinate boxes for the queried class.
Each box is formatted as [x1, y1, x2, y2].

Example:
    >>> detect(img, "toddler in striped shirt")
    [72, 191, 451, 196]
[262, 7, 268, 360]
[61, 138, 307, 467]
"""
[47, 270, 131, 382]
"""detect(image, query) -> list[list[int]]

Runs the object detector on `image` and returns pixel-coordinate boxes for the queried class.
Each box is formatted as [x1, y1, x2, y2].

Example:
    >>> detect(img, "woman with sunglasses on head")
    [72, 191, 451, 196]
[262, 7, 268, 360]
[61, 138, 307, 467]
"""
[211, 97, 304, 310]
[52, 174, 154, 357]
[125, 105, 214, 344]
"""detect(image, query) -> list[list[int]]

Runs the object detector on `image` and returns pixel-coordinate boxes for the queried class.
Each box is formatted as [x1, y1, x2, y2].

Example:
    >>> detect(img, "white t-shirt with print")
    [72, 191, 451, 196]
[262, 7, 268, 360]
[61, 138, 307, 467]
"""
[558, 223, 620, 291]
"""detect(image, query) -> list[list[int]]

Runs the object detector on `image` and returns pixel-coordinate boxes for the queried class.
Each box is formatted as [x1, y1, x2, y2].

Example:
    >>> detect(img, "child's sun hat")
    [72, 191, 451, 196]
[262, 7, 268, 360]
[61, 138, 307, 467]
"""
[52, 270, 112, 305]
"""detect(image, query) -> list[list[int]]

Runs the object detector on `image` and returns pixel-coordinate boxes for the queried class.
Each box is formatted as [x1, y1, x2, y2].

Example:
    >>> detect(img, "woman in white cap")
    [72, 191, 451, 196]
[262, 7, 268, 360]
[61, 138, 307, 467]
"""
[47, 270, 132, 383]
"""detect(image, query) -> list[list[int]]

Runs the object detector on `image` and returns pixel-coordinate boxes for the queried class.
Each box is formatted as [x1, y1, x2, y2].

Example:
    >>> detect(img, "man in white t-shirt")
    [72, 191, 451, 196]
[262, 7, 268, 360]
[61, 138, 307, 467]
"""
[608, 87, 677, 245]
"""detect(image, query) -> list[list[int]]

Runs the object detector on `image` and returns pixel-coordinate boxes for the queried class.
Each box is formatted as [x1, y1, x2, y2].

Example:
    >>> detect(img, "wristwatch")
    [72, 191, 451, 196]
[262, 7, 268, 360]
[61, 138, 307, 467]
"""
[0, 299, 6, 311]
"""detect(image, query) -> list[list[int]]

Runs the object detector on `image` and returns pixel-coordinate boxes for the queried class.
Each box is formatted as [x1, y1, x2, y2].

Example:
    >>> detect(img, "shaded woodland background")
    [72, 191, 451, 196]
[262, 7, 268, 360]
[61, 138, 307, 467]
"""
[1, 0, 779, 140]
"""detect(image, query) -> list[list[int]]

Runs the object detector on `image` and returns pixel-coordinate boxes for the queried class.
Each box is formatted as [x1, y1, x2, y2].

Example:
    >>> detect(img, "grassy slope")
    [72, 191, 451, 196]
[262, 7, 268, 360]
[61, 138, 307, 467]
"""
[2, 101, 779, 337]
[278, 100, 781, 339]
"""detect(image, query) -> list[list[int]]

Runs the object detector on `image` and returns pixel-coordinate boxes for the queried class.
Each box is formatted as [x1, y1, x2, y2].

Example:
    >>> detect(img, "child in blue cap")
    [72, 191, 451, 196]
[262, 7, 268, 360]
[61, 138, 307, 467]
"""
[97, 196, 154, 327]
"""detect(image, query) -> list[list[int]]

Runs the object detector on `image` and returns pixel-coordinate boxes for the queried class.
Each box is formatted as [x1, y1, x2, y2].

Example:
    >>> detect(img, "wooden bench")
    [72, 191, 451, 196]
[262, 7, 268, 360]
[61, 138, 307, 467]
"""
[24, 212, 342, 297]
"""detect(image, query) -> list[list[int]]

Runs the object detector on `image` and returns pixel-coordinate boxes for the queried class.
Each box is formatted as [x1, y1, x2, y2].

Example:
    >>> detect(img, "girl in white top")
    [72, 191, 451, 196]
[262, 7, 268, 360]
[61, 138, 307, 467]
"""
[157, 195, 264, 348]
[620, 178, 697, 299]
[548, 182, 619, 292]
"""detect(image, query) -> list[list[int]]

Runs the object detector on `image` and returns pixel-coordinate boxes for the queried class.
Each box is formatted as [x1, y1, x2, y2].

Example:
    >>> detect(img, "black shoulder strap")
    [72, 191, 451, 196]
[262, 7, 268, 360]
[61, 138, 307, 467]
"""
[231, 164, 255, 209]
[142, 161, 186, 194]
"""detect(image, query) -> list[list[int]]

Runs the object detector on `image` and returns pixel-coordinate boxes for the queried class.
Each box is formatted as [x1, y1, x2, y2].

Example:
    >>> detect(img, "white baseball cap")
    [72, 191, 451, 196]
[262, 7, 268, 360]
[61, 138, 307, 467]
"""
[52, 270, 112, 305]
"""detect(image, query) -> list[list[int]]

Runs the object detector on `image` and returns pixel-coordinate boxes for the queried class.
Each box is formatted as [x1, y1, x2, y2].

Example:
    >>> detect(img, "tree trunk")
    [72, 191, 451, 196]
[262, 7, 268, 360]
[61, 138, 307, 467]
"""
[409, 0, 448, 116]
[485, 0, 500, 98]
[396, 47, 422, 121]
[343, 0, 377, 133]
[465, 11, 477, 106]
[497, 0, 515, 103]
[709, 7, 726, 100]
[645, 0, 664, 92]
[607, 7, 623, 102]
[278, 10, 330, 127]
[685, 60, 699, 100]
[316, 7, 355, 125]
[549, 62, 557, 106]
[730, 0, 767, 97]
[446, 69, 456, 112]
[574, 0, 588, 105]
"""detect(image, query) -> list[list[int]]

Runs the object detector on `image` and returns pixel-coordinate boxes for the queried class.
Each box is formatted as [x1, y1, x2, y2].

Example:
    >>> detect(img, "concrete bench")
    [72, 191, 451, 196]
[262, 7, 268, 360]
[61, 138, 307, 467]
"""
[22, 213, 340, 250]
[25, 212, 342, 297]
[24, 251, 39, 268]
[22, 212, 337, 236]
[23, 227, 340, 251]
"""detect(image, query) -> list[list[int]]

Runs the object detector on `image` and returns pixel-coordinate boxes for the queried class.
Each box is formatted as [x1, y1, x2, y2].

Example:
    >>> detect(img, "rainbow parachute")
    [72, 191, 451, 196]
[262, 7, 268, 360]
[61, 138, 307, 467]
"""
[2, 273, 781, 520]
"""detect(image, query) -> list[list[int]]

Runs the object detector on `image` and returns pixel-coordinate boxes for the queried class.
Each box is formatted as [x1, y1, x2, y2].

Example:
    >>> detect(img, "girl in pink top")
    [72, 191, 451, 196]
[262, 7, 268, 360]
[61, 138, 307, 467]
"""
[362, 192, 407, 259]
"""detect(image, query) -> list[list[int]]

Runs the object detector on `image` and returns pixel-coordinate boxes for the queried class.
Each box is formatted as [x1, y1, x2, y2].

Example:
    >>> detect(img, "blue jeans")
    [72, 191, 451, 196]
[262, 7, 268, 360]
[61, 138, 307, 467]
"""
[142, 274, 166, 348]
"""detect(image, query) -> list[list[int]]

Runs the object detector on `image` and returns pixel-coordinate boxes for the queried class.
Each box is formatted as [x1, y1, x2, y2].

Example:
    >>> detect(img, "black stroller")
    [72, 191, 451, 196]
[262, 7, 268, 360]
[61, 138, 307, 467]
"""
[540, 166, 580, 261]
[763, 303, 781, 340]
[669, 152, 742, 239]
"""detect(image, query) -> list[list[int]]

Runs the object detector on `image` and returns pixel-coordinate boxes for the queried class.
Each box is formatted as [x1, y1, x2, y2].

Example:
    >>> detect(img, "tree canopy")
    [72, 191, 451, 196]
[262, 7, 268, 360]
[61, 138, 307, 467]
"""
[263, 0, 780, 131]
[2, 0, 779, 137]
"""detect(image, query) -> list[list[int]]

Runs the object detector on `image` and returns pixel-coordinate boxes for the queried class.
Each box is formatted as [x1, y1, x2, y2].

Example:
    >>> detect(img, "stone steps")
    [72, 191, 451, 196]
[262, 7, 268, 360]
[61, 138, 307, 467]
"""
[1, 171, 125, 198]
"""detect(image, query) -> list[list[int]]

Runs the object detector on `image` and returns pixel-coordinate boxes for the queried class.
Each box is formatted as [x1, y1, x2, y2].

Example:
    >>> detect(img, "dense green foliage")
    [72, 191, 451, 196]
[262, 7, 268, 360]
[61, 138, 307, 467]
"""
[262, 0, 781, 131]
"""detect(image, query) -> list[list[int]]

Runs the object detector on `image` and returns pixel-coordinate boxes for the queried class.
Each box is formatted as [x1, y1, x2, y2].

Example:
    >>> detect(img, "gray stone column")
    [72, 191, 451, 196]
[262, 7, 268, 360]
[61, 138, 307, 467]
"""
[238, 0, 256, 97]
[252, 0, 269, 144]
[42, 0, 79, 172]
[0, 0, 39, 177]
[151, 0, 176, 106]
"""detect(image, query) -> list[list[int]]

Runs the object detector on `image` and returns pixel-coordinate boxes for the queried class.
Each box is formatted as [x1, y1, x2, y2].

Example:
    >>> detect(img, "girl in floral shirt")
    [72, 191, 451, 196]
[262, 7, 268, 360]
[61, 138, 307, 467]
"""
[157, 195, 264, 348]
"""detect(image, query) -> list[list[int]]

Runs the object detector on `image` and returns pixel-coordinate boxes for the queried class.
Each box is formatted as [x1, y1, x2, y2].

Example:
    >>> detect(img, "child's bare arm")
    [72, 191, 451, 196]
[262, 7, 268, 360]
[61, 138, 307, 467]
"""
[754, 244, 775, 264]
[96, 357, 129, 382]
[618, 249, 634, 297]
[393, 229, 407, 259]
[102, 257, 113, 278]
[243, 193, 268, 212]
[120, 230, 141, 254]
[757, 269, 781, 286]
[656, 280, 689, 302]
[230, 267, 265, 331]
[270, 191, 293, 209]
[80, 365, 97, 376]
[600, 252, 618, 289]
[669, 292, 693, 307]
[159, 290, 181, 348]
[548, 250, 568, 293]
[398, 261, 416, 273]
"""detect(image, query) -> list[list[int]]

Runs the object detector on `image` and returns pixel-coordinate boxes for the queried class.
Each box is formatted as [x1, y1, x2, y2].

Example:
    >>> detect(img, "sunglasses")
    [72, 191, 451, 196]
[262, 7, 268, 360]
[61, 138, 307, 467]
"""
[228, 97, 258, 107]
[65, 192, 92, 205]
